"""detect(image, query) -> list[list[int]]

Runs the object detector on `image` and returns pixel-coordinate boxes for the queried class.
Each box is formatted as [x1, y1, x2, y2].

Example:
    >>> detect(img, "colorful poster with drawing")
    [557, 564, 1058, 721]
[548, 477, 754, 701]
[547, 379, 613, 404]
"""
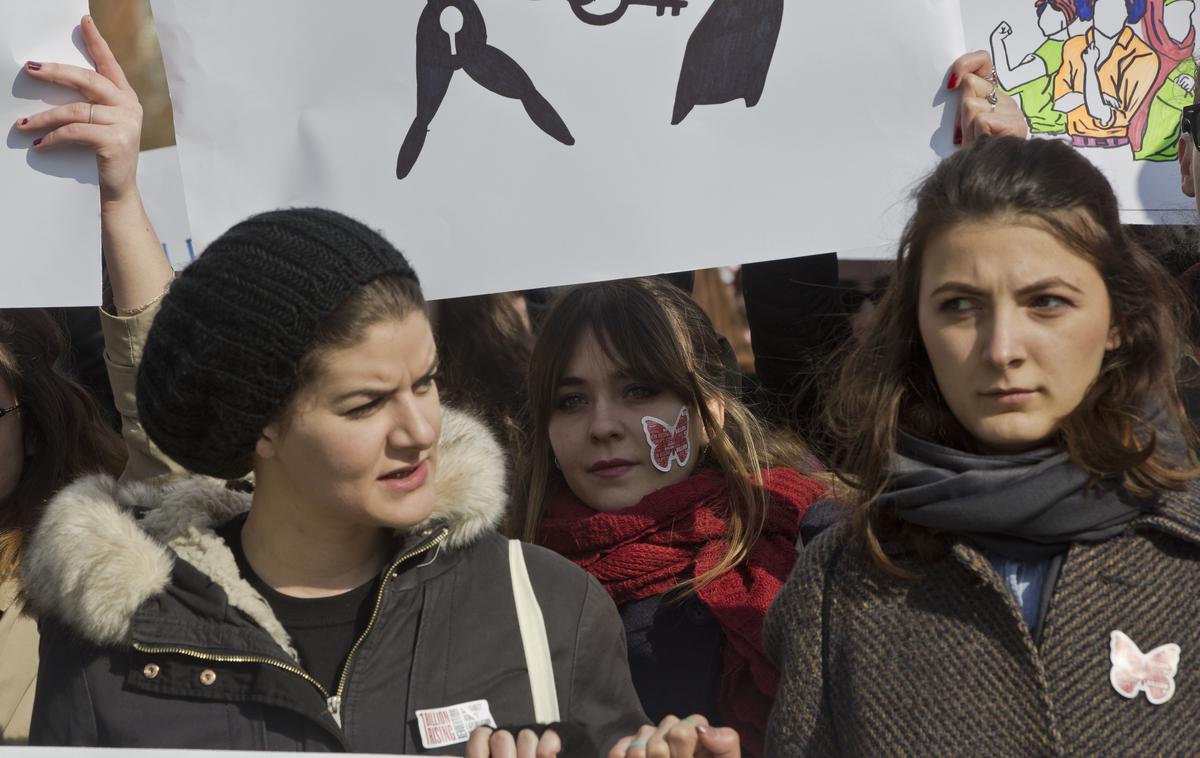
[962, 0, 1196, 222]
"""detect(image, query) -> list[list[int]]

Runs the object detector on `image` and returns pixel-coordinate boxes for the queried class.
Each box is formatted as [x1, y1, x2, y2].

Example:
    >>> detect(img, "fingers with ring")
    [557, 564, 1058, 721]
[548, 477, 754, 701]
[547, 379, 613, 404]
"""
[16, 101, 107, 133]
[622, 724, 657, 755]
[987, 68, 999, 111]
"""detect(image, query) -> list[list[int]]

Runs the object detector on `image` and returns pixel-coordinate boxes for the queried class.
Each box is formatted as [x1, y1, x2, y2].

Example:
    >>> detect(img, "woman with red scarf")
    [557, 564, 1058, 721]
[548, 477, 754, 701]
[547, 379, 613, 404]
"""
[517, 277, 828, 757]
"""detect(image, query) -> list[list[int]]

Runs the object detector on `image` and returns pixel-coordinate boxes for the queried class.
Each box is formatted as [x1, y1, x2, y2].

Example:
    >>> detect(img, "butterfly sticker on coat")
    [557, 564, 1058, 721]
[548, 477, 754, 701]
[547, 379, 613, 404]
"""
[642, 407, 691, 473]
[1109, 629, 1181, 705]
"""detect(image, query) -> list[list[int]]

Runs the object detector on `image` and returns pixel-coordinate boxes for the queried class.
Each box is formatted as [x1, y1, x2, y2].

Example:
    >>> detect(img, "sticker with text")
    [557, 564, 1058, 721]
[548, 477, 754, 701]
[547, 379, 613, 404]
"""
[415, 699, 497, 749]
[642, 406, 691, 473]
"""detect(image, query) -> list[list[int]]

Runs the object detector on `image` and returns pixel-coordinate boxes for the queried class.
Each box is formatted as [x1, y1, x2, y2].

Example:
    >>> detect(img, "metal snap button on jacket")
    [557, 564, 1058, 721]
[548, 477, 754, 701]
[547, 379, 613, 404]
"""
[199, 669, 217, 686]
[142, 663, 160, 680]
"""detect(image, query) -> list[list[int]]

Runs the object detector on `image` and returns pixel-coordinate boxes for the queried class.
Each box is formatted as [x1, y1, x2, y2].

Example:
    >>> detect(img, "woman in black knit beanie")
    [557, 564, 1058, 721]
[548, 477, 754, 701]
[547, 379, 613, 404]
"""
[24, 217, 654, 755]
[17, 38, 654, 758]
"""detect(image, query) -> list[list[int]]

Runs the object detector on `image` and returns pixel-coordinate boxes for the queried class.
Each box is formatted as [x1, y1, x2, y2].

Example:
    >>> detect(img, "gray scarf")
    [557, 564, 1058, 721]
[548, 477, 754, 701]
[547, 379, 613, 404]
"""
[879, 431, 1155, 560]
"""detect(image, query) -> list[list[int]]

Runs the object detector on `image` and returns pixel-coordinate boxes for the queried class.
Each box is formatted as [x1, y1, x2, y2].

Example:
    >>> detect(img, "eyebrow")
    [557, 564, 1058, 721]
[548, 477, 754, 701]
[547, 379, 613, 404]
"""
[929, 276, 1084, 299]
[1015, 277, 1084, 296]
[331, 357, 439, 404]
[332, 386, 390, 405]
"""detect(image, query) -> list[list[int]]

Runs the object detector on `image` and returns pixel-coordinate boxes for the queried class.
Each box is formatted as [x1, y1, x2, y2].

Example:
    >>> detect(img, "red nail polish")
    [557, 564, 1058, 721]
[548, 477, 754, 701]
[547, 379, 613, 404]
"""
[19, 118, 28, 126]
[947, 72, 958, 90]
[26, 61, 42, 71]
[32, 138, 42, 147]
[953, 127, 962, 145]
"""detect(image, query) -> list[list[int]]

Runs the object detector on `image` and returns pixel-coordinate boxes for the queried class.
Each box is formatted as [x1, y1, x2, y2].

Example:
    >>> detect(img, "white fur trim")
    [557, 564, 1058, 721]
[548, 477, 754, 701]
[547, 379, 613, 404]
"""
[139, 478, 297, 659]
[23, 407, 506, 648]
[22, 474, 173, 647]
[419, 407, 508, 548]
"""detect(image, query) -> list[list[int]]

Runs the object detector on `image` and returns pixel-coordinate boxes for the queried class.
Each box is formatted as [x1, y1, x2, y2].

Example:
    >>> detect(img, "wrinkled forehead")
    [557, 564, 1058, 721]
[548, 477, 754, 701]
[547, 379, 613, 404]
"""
[919, 216, 1106, 296]
[299, 313, 438, 396]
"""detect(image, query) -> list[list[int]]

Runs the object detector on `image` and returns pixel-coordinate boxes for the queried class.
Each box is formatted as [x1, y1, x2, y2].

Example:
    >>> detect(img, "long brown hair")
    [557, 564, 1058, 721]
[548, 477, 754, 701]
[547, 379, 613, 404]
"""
[519, 278, 811, 591]
[0, 309, 125, 584]
[827, 137, 1198, 575]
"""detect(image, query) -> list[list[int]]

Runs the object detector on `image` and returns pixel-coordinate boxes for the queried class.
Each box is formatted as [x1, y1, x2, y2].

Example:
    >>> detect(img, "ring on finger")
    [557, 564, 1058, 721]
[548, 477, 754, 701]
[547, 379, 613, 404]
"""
[87, 103, 94, 124]
[987, 68, 998, 111]
[627, 738, 649, 751]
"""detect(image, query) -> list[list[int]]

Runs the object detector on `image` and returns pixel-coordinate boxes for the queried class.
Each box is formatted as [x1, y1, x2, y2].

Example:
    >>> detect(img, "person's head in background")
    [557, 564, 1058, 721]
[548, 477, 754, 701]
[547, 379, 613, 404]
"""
[839, 271, 893, 341]
[520, 277, 810, 581]
[430, 291, 532, 531]
[829, 136, 1194, 569]
[1178, 82, 1200, 212]
[0, 309, 124, 584]
[431, 291, 531, 438]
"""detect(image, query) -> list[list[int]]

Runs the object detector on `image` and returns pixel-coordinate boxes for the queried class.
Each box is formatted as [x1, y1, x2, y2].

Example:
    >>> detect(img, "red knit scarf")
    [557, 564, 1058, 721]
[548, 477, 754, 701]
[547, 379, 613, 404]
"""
[538, 468, 826, 758]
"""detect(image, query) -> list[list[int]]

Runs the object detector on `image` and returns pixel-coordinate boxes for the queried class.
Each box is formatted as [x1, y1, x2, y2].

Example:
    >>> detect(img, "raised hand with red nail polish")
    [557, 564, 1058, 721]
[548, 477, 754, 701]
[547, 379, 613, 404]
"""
[947, 50, 1028, 148]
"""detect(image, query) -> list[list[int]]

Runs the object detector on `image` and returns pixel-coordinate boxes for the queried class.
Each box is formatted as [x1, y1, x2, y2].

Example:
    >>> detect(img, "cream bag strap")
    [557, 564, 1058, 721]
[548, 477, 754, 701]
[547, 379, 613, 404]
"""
[508, 539, 561, 722]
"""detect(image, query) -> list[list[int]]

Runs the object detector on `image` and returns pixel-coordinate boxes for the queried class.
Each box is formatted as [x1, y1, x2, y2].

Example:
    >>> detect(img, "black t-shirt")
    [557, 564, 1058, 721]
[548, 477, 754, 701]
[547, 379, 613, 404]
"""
[217, 516, 380, 693]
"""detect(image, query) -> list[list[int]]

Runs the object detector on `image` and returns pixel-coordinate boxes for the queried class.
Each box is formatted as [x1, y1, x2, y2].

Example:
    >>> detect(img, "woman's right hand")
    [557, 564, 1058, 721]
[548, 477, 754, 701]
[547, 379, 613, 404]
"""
[16, 14, 173, 314]
[17, 14, 143, 204]
[607, 715, 740, 758]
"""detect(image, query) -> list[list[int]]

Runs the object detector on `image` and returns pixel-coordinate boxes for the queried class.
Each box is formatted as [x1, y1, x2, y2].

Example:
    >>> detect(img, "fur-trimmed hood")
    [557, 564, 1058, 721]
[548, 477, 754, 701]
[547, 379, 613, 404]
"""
[22, 407, 506, 655]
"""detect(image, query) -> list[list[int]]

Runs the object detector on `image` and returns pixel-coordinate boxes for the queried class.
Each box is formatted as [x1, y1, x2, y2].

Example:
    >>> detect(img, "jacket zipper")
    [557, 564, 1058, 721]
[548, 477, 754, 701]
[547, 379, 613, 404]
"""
[130, 640, 331, 698]
[330, 526, 450, 723]
[131, 525, 451, 729]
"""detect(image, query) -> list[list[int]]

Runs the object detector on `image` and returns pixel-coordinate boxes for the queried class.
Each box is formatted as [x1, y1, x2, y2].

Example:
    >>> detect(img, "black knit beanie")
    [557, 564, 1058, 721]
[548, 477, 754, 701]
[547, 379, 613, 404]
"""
[137, 208, 420, 479]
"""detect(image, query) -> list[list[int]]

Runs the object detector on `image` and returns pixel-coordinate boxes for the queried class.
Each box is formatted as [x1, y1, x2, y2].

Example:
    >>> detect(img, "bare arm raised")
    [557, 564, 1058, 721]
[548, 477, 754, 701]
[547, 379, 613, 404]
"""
[17, 16, 182, 483]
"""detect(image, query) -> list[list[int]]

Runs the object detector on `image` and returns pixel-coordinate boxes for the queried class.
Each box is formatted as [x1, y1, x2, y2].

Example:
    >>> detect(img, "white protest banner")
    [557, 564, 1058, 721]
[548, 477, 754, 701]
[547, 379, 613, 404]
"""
[960, 0, 1196, 224]
[151, 0, 965, 297]
[1, 3, 99, 307]
[137, 145, 195, 269]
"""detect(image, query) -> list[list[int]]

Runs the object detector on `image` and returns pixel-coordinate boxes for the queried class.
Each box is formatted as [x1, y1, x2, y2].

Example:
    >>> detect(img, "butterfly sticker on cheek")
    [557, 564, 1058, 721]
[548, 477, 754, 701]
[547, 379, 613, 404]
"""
[641, 406, 691, 473]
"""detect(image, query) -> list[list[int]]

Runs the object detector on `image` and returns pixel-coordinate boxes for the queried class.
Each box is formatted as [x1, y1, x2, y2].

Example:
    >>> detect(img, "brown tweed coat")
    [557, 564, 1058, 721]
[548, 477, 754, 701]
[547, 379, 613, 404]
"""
[764, 481, 1200, 756]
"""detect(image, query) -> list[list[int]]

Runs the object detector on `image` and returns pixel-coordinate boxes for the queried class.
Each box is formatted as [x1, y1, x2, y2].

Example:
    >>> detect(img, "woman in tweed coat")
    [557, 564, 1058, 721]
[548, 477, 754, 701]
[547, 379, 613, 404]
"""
[765, 136, 1200, 756]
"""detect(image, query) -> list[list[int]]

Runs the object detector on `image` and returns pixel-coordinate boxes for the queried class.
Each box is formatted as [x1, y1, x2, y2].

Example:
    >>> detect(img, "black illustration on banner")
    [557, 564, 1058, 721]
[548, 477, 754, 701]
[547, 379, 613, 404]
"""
[565, 0, 688, 26]
[671, 0, 784, 124]
[397, 0, 785, 179]
[563, 0, 782, 125]
[397, 0, 575, 180]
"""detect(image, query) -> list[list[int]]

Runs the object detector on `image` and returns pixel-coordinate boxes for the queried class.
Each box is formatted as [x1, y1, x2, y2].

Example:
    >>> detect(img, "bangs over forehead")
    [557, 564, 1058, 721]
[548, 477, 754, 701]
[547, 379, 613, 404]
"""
[541, 280, 696, 402]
